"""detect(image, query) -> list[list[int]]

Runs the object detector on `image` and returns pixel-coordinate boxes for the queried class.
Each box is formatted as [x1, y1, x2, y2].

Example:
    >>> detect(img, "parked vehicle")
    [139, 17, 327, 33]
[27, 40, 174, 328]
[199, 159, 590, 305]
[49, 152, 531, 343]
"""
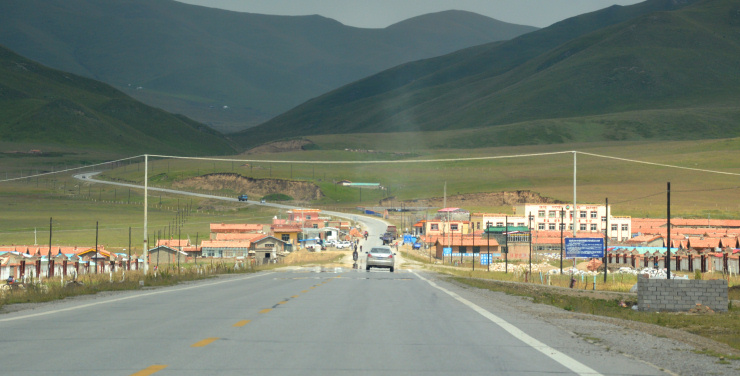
[260, 199, 266, 203]
[237, 194, 249, 201]
[380, 232, 394, 245]
[335, 241, 352, 249]
[366, 246, 395, 272]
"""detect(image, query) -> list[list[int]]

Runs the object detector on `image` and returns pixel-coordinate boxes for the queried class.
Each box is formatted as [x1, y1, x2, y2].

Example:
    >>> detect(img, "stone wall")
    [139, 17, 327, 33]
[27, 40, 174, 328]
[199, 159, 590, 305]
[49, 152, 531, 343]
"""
[637, 276, 728, 312]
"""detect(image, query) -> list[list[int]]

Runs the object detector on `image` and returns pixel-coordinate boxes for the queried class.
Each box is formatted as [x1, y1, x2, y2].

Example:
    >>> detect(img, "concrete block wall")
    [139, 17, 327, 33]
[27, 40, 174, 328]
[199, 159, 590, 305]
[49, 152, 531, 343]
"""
[637, 276, 728, 312]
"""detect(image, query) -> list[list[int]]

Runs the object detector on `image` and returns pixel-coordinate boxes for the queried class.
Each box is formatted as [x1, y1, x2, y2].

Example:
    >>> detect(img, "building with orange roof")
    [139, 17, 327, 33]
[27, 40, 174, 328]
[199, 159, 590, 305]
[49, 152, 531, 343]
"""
[210, 223, 264, 234]
[287, 209, 320, 222]
[271, 224, 302, 247]
[434, 236, 500, 259]
[200, 240, 252, 258]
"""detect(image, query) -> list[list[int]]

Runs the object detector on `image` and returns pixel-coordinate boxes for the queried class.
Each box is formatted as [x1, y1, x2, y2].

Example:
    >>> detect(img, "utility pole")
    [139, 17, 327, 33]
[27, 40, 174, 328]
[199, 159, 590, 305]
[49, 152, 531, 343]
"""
[560, 209, 564, 275]
[666, 182, 671, 279]
[95, 221, 99, 274]
[604, 198, 609, 283]
[143, 155, 149, 274]
[505, 215, 508, 274]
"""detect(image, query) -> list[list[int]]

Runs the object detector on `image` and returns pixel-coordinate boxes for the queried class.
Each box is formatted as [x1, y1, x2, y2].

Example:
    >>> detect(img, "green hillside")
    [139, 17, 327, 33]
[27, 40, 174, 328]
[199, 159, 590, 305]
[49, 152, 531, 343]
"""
[0, 45, 236, 155]
[0, 0, 537, 133]
[235, 0, 740, 148]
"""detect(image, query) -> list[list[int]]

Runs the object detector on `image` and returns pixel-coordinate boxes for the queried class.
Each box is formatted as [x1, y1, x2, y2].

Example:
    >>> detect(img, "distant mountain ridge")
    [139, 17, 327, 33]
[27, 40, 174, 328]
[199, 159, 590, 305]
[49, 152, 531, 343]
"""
[235, 0, 740, 148]
[0, 0, 537, 133]
[0, 45, 236, 155]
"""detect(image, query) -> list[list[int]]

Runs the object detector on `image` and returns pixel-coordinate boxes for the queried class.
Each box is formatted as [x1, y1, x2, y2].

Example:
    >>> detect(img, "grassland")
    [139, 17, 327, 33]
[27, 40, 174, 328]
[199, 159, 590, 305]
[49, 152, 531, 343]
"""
[1, 137, 739, 251]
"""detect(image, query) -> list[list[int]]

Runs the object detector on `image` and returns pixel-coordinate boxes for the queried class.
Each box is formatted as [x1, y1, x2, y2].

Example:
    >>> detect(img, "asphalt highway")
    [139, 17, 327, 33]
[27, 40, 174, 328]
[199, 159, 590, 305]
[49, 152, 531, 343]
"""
[0, 173, 667, 374]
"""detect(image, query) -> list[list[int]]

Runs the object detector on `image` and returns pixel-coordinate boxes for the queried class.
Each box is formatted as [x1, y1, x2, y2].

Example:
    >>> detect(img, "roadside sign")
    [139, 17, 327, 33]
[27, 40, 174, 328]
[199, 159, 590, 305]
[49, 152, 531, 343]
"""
[480, 254, 491, 265]
[565, 238, 604, 258]
[443, 247, 452, 256]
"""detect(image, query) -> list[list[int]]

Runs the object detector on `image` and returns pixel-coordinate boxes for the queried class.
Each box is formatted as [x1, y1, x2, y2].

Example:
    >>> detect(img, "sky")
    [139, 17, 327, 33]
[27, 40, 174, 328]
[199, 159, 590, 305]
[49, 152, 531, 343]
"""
[175, 0, 644, 28]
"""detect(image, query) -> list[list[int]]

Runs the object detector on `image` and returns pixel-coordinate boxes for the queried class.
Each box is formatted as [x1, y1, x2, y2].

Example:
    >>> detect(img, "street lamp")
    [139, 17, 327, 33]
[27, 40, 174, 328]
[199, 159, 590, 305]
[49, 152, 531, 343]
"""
[486, 221, 491, 272]
[528, 213, 534, 276]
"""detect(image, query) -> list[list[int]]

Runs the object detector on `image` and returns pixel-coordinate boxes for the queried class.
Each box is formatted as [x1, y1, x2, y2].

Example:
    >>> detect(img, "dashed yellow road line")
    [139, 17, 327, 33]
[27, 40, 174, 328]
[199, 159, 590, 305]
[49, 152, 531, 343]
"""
[301, 290, 308, 293]
[233, 320, 251, 327]
[191, 337, 219, 347]
[277, 301, 287, 305]
[130, 365, 167, 376]
[291, 295, 299, 298]
[259, 308, 272, 314]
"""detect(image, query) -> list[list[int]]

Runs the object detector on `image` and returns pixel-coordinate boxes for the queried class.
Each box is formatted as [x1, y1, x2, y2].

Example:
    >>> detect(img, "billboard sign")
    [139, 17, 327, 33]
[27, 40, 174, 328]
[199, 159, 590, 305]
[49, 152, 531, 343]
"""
[565, 238, 605, 258]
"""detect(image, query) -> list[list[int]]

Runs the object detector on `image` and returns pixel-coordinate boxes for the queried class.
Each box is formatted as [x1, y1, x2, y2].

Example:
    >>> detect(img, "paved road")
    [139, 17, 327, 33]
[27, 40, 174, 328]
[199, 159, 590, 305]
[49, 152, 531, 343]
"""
[1, 266, 665, 375]
[0, 173, 667, 374]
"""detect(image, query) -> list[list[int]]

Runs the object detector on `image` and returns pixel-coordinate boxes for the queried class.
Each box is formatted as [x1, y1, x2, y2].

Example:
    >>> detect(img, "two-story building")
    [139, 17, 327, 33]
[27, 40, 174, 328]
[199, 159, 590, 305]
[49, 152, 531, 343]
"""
[514, 203, 631, 241]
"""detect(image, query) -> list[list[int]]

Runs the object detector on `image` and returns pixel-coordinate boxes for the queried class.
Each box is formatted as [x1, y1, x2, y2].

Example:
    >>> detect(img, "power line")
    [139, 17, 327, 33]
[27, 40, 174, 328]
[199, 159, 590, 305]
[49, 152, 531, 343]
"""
[577, 151, 740, 177]
[0, 155, 141, 183]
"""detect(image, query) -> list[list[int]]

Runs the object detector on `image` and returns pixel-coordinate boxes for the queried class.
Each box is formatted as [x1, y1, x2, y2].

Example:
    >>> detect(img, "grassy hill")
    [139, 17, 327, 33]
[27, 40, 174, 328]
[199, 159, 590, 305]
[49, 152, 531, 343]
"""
[0, 45, 236, 155]
[0, 0, 537, 133]
[235, 0, 740, 148]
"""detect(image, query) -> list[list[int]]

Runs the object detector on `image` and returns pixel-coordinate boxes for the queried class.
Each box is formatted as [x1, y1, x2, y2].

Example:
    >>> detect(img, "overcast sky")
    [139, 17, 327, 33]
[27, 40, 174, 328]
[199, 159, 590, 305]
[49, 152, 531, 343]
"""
[175, 0, 644, 28]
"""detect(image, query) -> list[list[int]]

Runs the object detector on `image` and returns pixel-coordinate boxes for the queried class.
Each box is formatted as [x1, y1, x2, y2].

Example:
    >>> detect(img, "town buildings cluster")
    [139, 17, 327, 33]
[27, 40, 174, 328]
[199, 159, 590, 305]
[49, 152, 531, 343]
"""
[0, 209, 358, 281]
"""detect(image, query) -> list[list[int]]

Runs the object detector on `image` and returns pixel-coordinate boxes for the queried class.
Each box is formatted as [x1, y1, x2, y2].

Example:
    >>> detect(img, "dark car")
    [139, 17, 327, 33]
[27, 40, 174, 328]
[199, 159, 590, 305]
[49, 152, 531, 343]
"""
[237, 194, 249, 201]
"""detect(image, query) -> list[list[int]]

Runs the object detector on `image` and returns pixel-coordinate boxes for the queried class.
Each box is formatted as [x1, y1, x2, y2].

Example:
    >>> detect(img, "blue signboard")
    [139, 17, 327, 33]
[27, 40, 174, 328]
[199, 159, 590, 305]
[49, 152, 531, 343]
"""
[480, 254, 491, 265]
[565, 238, 605, 258]
[443, 247, 452, 256]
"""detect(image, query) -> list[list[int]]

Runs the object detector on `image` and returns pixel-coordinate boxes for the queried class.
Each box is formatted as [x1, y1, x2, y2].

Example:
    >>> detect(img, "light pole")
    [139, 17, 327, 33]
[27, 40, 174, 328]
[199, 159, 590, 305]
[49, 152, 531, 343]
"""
[486, 221, 491, 272]
[528, 213, 534, 276]
[560, 209, 564, 275]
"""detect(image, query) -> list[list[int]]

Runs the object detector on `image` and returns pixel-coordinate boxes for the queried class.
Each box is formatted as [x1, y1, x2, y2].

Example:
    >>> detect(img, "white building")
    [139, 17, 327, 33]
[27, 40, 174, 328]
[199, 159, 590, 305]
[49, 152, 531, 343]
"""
[513, 203, 631, 241]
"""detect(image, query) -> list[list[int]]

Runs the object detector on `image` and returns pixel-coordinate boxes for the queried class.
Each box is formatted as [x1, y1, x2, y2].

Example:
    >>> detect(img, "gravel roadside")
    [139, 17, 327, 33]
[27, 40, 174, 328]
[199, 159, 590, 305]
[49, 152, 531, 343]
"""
[432, 273, 740, 376]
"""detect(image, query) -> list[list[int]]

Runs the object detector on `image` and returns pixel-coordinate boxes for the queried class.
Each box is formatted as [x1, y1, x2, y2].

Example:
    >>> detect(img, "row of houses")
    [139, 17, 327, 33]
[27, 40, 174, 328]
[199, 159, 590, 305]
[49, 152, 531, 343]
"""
[0, 246, 143, 280]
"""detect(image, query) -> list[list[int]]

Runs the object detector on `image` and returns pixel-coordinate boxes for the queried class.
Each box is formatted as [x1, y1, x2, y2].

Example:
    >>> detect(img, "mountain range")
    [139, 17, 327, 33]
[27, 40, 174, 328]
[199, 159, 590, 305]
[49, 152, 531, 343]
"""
[0, 0, 537, 133]
[236, 0, 740, 148]
[0, 45, 236, 155]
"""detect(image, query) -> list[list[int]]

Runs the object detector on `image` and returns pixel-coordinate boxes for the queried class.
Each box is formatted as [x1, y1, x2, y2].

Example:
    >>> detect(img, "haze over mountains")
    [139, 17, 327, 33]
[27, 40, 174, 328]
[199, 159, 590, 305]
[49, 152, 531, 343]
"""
[236, 0, 740, 148]
[0, 45, 235, 155]
[0, 0, 537, 133]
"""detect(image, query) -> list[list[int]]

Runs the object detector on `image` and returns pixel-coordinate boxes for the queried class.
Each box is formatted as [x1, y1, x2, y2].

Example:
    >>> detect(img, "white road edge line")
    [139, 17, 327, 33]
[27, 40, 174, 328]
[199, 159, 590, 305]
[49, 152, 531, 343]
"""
[412, 271, 602, 376]
[0, 272, 273, 322]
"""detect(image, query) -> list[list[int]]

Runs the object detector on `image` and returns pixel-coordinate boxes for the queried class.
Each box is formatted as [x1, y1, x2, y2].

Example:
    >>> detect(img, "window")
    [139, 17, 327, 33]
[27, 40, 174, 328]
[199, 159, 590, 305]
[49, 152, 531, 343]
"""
[548, 223, 556, 230]
[517, 222, 524, 227]
[601, 216, 606, 222]
[450, 224, 458, 231]
[264, 243, 274, 248]
[281, 234, 290, 242]
[313, 224, 318, 229]
[590, 211, 597, 218]
[611, 224, 618, 231]
[538, 223, 545, 230]
[580, 224, 587, 231]
[569, 224, 573, 230]
[496, 222, 503, 227]
[431, 224, 439, 230]
[621, 224, 628, 231]
[459, 246, 467, 253]
[590, 224, 597, 231]
[472, 246, 480, 254]
[476, 222, 480, 230]
[548, 211, 556, 218]
[306, 215, 312, 220]
[579, 211, 587, 218]
[538, 210, 545, 218]
[560, 223, 566, 230]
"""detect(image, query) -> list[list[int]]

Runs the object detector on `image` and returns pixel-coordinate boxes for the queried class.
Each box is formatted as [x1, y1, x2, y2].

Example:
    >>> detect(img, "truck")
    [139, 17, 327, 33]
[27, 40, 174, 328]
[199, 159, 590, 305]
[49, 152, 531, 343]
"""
[386, 225, 397, 238]
[237, 194, 249, 201]
[380, 232, 394, 245]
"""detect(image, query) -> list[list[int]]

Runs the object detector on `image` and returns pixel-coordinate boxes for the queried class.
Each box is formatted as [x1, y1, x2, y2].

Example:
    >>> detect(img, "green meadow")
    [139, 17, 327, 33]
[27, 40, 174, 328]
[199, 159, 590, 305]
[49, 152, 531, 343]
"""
[1, 137, 739, 250]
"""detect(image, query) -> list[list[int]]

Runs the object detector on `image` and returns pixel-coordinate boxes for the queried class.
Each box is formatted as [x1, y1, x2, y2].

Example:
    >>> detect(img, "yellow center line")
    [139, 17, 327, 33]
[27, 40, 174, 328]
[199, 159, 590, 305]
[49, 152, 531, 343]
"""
[191, 337, 219, 347]
[291, 295, 299, 298]
[301, 290, 308, 293]
[130, 365, 167, 376]
[310, 286, 316, 289]
[259, 308, 272, 314]
[277, 301, 287, 305]
[233, 320, 251, 327]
